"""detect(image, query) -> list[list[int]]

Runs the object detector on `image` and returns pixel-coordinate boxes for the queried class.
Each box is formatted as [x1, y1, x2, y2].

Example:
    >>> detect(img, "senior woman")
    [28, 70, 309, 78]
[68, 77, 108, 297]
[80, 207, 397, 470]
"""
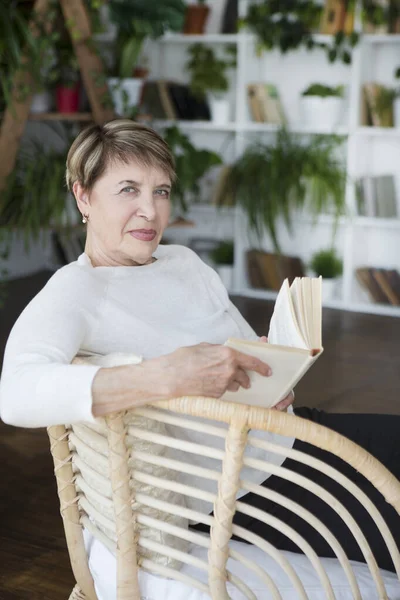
[0, 120, 399, 579]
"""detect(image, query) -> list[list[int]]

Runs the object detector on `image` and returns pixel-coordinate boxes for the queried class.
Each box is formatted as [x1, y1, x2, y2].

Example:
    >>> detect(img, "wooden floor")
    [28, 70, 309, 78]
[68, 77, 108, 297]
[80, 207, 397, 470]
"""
[1, 271, 400, 599]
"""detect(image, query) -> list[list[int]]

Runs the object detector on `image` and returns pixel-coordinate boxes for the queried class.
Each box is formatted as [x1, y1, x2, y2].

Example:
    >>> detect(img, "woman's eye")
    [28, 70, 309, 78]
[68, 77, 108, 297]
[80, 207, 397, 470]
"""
[155, 189, 170, 198]
[121, 186, 137, 194]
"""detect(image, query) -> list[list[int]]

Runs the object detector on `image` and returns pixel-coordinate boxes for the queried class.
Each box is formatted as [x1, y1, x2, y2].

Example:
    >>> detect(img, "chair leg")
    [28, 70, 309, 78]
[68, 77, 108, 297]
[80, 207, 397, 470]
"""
[68, 584, 87, 600]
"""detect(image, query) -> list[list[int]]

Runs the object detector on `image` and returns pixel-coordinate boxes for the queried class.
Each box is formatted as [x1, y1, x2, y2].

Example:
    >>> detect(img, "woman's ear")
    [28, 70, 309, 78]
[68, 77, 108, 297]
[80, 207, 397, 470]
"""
[72, 181, 90, 217]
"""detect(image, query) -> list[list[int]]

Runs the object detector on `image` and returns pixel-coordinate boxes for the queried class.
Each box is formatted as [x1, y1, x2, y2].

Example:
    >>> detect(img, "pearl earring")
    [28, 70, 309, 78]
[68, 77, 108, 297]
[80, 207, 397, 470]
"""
[82, 215, 88, 224]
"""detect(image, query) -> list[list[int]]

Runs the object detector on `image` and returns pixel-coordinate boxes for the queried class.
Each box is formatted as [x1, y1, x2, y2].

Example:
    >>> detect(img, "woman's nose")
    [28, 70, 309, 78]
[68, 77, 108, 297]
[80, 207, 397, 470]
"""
[136, 193, 157, 220]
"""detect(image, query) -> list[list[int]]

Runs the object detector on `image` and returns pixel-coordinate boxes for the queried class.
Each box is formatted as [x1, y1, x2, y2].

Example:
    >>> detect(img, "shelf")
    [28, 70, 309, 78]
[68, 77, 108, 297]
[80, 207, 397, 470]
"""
[29, 112, 93, 121]
[160, 33, 240, 44]
[240, 123, 349, 136]
[153, 119, 237, 131]
[353, 217, 400, 229]
[355, 127, 400, 138]
[362, 34, 400, 44]
[345, 302, 400, 318]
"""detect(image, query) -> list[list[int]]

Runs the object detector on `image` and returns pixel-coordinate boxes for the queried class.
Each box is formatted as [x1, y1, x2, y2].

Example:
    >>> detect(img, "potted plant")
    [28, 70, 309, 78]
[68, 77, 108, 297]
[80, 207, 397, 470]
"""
[183, 0, 210, 35]
[310, 247, 343, 301]
[0, 1, 57, 114]
[163, 125, 223, 214]
[300, 83, 345, 129]
[106, 0, 185, 117]
[0, 127, 80, 244]
[240, 1, 359, 65]
[215, 128, 346, 253]
[210, 239, 234, 290]
[185, 43, 236, 123]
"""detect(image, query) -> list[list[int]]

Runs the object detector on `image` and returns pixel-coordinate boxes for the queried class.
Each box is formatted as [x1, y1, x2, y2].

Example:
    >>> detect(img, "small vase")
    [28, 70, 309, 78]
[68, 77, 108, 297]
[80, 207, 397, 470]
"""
[209, 96, 231, 124]
[108, 77, 144, 117]
[321, 277, 339, 302]
[300, 96, 345, 129]
[30, 91, 52, 113]
[56, 84, 80, 113]
[183, 5, 210, 34]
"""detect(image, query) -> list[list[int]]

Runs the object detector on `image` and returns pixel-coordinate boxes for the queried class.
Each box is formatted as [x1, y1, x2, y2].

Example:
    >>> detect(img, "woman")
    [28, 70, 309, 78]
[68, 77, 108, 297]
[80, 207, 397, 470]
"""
[0, 120, 398, 579]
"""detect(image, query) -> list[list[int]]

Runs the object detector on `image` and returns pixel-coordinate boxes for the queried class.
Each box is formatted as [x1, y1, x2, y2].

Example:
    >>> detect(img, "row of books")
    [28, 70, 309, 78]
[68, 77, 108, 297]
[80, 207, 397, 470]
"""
[246, 250, 305, 290]
[356, 267, 400, 306]
[319, 0, 400, 35]
[247, 83, 286, 125]
[355, 175, 398, 218]
[140, 80, 210, 121]
[362, 83, 397, 128]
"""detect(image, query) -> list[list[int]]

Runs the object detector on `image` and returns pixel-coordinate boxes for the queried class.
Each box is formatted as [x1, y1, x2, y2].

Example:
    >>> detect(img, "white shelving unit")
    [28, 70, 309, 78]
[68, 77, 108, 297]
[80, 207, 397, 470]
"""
[145, 1, 400, 317]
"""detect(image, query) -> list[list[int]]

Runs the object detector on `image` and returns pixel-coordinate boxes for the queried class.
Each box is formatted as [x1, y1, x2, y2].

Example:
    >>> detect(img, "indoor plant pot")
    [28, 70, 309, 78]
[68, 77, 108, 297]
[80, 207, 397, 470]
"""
[183, 3, 210, 34]
[208, 95, 231, 124]
[300, 84, 345, 129]
[56, 83, 80, 113]
[107, 77, 144, 117]
[310, 247, 343, 302]
[30, 90, 52, 113]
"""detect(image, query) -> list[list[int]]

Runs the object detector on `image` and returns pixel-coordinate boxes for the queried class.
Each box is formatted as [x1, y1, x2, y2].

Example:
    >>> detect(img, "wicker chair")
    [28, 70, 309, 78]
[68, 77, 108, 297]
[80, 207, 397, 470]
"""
[48, 355, 400, 600]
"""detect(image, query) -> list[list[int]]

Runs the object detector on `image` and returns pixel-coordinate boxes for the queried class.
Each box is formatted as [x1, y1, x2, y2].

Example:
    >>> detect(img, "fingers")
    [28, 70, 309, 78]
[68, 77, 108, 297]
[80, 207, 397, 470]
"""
[231, 349, 272, 377]
[274, 390, 295, 411]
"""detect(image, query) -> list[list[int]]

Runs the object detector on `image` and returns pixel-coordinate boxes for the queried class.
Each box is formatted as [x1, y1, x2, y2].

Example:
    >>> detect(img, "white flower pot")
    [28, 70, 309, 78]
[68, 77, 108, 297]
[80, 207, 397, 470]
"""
[30, 91, 52, 113]
[394, 97, 400, 128]
[300, 96, 345, 129]
[217, 265, 233, 290]
[321, 277, 340, 302]
[209, 97, 230, 124]
[108, 78, 144, 117]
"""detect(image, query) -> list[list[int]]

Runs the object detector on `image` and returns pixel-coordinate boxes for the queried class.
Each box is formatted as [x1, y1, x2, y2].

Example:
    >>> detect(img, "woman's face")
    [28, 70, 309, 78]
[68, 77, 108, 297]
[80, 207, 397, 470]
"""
[74, 160, 172, 267]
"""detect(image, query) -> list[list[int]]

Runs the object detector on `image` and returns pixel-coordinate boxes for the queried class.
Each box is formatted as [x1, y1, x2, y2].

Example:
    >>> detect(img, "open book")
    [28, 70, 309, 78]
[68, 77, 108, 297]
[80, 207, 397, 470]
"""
[221, 277, 323, 408]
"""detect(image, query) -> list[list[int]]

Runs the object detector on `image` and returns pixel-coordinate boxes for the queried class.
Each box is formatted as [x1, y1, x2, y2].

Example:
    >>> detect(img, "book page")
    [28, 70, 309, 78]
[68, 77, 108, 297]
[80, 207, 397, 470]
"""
[290, 278, 309, 347]
[312, 277, 322, 349]
[222, 338, 318, 407]
[268, 279, 308, 349]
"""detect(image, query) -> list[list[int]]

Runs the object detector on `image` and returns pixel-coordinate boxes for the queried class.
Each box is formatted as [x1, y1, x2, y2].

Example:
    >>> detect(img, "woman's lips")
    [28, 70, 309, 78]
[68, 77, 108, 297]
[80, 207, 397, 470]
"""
[129, 229, 157, 241]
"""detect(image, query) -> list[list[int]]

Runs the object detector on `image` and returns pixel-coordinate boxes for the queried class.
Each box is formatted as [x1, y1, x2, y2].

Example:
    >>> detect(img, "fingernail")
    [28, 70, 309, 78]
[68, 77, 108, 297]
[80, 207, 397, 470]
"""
[265, 367, 272, 376]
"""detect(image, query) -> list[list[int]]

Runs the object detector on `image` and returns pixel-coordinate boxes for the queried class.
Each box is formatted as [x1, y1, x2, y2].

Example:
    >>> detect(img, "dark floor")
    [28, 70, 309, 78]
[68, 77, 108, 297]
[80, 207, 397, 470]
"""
[0, 271, 400, 599]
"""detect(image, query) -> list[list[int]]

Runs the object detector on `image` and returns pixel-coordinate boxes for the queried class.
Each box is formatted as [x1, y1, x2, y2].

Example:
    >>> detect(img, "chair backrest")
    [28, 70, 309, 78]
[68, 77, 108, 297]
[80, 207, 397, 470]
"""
[48, 356, 400, 600]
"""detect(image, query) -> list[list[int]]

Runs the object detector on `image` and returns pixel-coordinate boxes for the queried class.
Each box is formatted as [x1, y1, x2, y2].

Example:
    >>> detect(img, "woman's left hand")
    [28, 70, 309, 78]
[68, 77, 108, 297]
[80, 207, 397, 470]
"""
[259, 335, 295, 412]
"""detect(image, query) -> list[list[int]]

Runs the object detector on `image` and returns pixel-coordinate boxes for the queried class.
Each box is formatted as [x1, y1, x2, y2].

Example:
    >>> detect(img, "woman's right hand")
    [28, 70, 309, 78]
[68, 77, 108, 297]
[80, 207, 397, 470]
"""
[148, 342, 272, 399]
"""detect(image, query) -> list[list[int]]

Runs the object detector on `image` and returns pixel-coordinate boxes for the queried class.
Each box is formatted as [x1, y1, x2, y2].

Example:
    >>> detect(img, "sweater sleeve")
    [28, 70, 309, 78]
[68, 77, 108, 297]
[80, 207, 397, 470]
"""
[0, 267, 103, 428]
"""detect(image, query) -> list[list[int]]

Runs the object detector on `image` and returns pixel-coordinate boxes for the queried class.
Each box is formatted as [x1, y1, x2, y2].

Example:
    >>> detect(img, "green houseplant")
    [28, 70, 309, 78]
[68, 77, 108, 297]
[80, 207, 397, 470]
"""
[240, 0, 359, 65]
[310, 246, 343, 301]
[106, 0, 185, 116]
[216, 128, 347, 253]
[300, 83, 346, 129]
[163, 125, 223, 213]
[185, 43, 236, 123]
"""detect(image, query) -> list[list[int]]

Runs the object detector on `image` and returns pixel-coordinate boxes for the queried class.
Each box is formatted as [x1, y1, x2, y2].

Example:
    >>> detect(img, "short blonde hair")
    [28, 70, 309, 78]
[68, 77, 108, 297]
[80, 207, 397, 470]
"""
[66, 119, 176, 192]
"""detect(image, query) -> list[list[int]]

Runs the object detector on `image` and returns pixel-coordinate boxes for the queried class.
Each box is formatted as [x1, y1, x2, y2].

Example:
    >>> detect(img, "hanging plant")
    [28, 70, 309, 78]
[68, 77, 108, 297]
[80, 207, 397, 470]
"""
[240, 0, 360, 65]
[215, 128, 347, 253]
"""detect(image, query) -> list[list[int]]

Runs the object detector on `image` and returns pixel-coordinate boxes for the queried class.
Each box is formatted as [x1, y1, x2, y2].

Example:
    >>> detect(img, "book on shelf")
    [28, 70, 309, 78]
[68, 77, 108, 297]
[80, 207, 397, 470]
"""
[246, 250, 305, 291]
[319, 0, 347, 34]
[140, 80, 211, 121]
[362, 83, 394, 127]
[356, 267, 400, 305]
[221, 277, 323, 408]
[247, 83, 286, 125]
[356, 174, 398, 218]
